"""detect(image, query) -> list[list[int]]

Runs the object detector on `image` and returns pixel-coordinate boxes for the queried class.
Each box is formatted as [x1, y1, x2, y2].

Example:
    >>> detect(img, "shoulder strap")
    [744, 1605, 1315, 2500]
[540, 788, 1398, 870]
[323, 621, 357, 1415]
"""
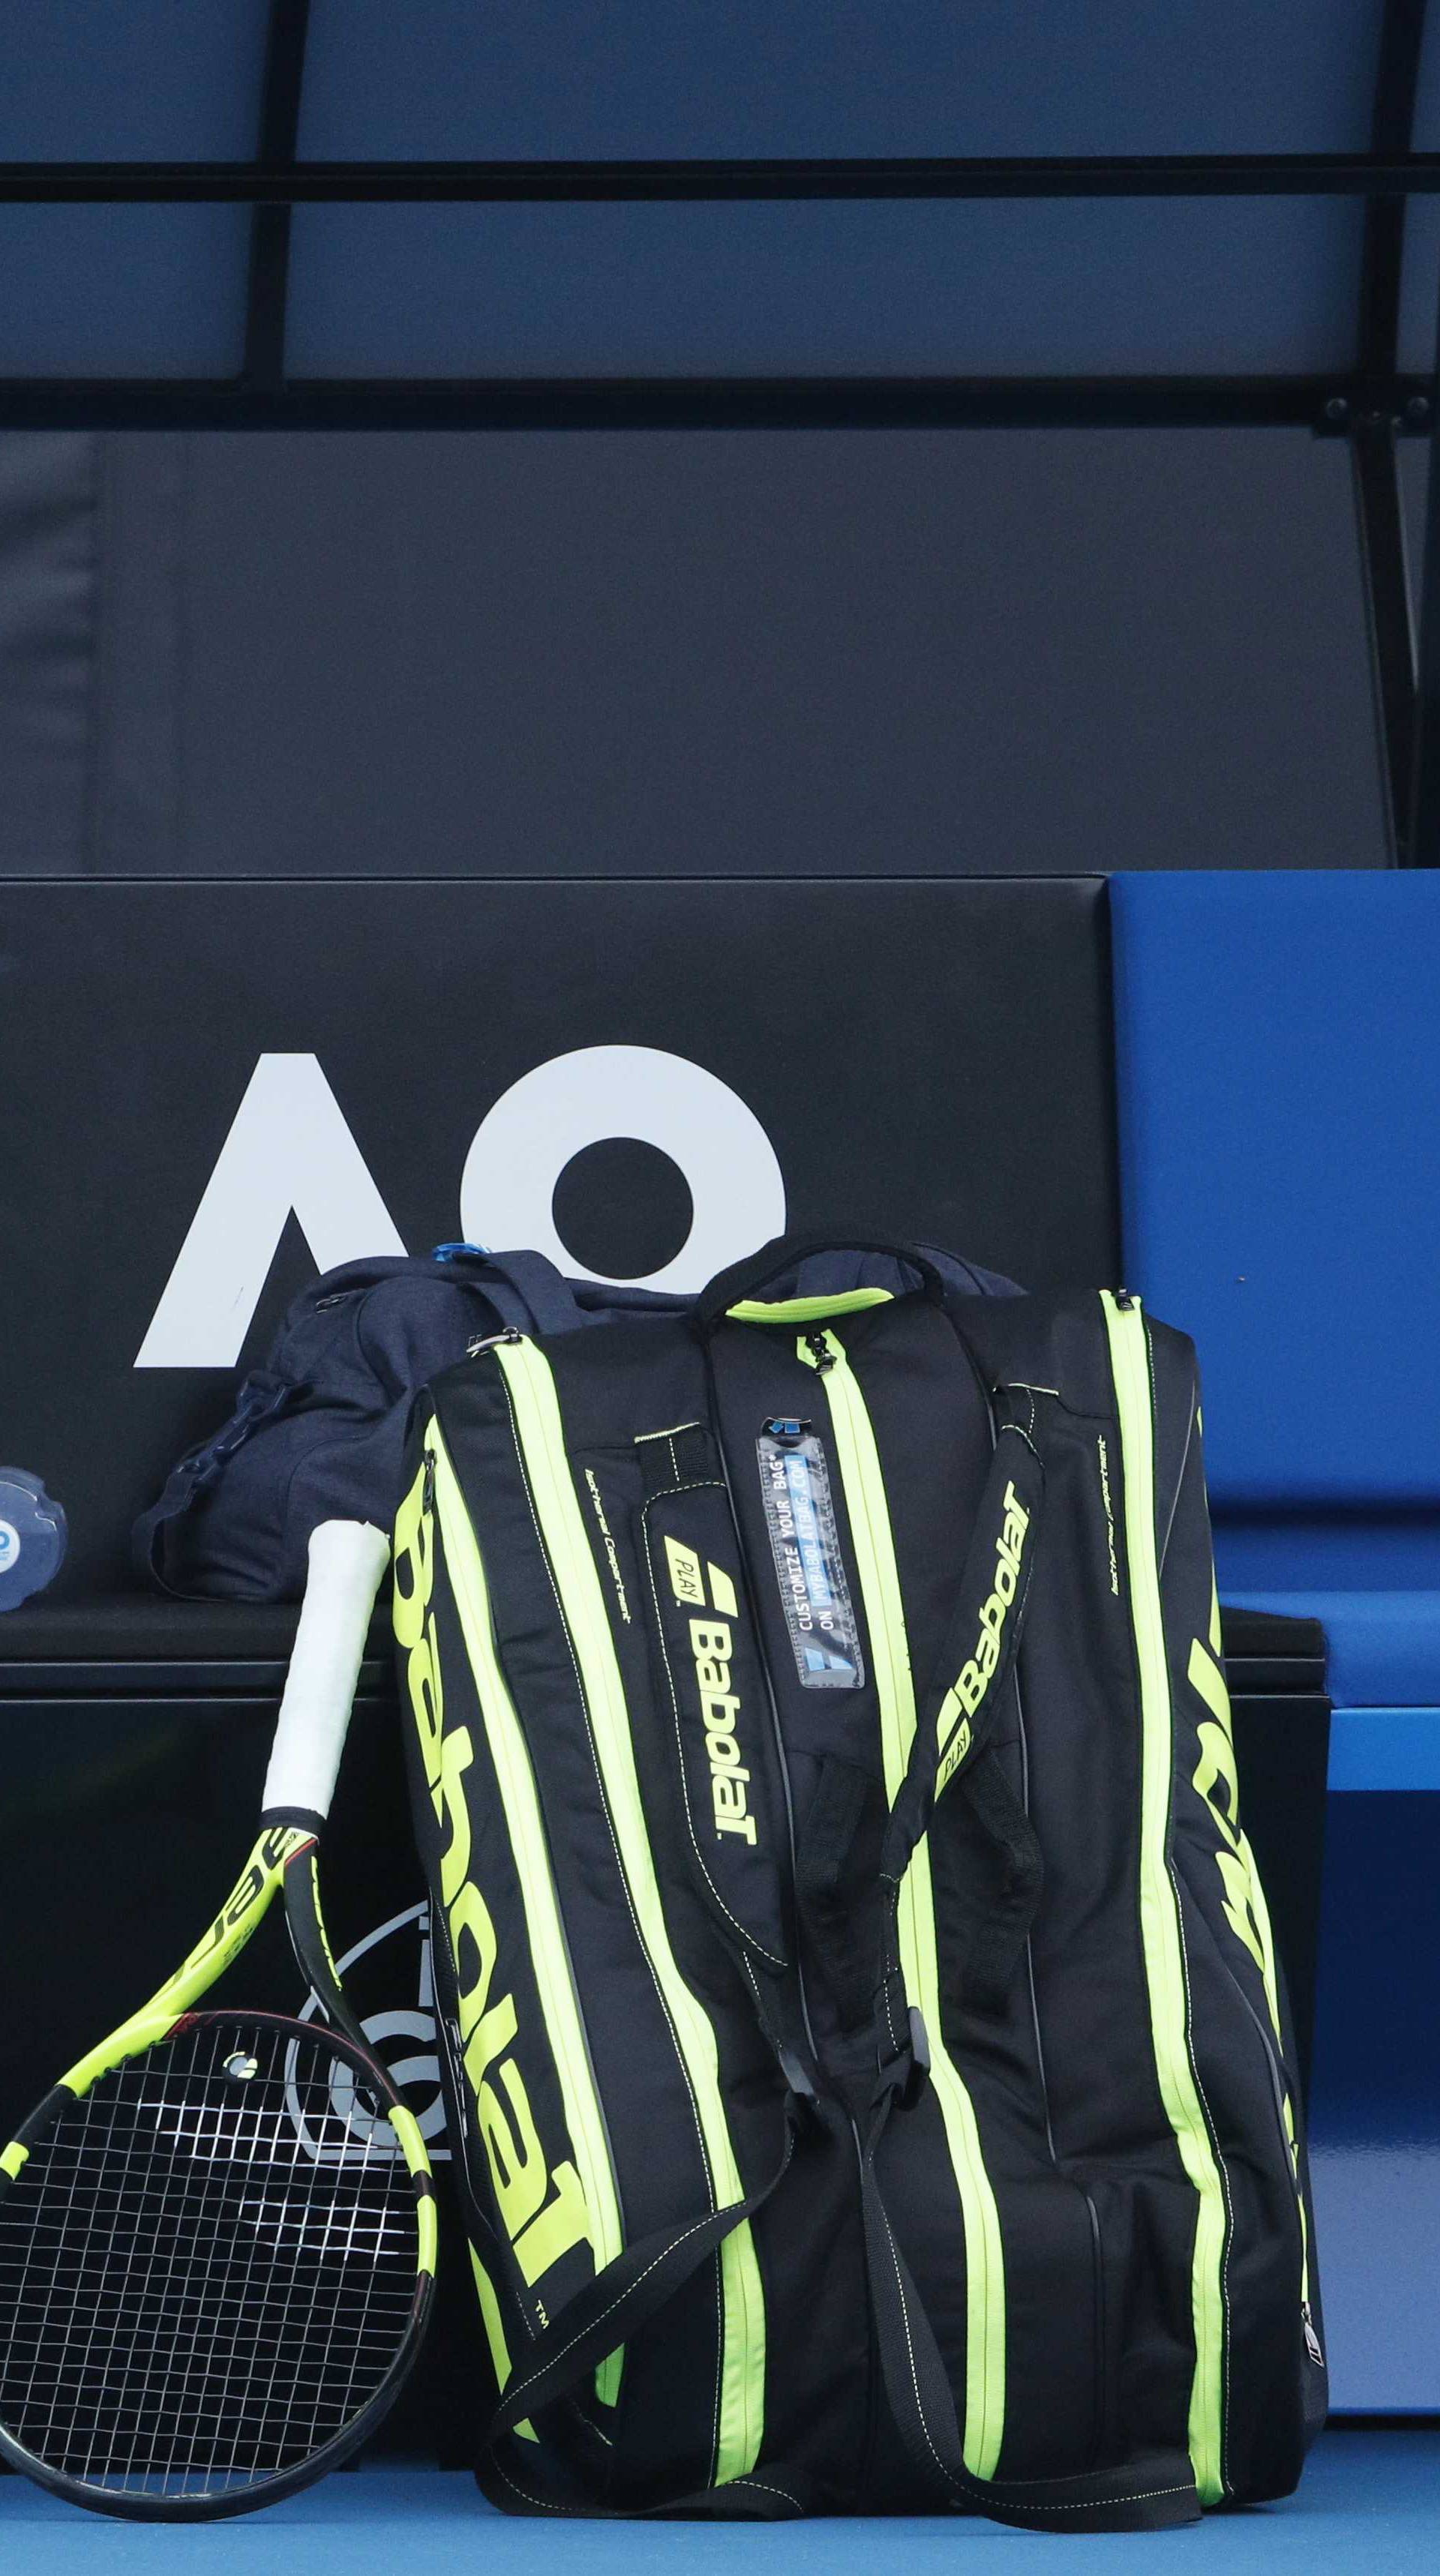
[856, 2099, 1198, 2529]
[855, 1371, 1199, 2530]
[434, 1246, 588, 1336]
[481, 2089, 813, 2516]
[871, 1384, 1047, 2082]
[487, 2095, 804, 2446]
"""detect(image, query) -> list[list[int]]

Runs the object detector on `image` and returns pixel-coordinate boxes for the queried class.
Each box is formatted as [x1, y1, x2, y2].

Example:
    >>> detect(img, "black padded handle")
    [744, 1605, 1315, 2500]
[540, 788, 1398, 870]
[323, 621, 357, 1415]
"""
[694, 1230, 949, 1334]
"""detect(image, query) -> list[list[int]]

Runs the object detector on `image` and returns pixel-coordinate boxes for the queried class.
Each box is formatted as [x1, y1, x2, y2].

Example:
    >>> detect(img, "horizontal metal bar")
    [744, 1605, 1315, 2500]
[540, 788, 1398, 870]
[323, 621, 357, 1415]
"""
[4, 153, 1440, 206]
[0, 375, 1429, 432]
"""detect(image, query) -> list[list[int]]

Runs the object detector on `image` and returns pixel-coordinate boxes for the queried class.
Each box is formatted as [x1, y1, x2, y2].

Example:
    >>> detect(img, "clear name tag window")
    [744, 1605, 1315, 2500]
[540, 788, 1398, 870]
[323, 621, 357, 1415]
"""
[756, 1427, 864, 1690]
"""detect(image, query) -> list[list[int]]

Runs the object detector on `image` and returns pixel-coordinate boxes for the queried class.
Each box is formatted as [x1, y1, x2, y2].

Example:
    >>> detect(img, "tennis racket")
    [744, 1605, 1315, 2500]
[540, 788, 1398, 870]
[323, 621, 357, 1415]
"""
[0, 1519, 434, 2521]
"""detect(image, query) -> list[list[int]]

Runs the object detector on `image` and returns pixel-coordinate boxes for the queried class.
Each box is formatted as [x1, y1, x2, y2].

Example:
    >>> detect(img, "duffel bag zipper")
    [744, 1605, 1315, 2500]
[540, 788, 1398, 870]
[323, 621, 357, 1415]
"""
[862, 1328, 1113, 2470]
[424, 1425, 626, 2408]
[798, 1325, 1007, 2483]
[1214, 1943, 1324, 2374]
[1013, 1665, 1114, 2470]
[710, 1363, 886, 2509]
[704, 1398, 823, 2075]
[466, 1326, 524, 1359]
[704, 1355, 882, 2498]
[1102, 1291, 1229, 2506]
[473, 1336, 767, 2490]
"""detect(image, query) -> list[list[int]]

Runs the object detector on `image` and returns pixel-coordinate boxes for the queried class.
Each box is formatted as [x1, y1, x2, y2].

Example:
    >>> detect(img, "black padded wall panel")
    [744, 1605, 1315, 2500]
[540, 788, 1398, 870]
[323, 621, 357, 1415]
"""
[0, 427, 1389, 880]
[0, 874, 1118, 1588]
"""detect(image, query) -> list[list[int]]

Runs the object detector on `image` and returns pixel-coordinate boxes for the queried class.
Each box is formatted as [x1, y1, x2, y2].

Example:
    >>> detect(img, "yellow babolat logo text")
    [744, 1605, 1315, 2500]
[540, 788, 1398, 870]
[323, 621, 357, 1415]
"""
[394, 1460, 591, 2293]
[666, 1543, 754, 1845]
[1187, 1626, 1273, 1990]
[934, 1480, 1030, 1798]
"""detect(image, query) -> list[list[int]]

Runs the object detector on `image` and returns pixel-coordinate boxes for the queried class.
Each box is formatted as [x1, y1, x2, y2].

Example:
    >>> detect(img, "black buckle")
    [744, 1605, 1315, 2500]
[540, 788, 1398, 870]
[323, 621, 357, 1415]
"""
[875, 2007, 930, 2111]
[778, 2046, 818, 2107]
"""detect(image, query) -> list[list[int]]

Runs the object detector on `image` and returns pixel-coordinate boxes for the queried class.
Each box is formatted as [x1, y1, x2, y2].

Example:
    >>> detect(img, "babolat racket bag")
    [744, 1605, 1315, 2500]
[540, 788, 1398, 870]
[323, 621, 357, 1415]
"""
[392, 1231, 1324, 2533]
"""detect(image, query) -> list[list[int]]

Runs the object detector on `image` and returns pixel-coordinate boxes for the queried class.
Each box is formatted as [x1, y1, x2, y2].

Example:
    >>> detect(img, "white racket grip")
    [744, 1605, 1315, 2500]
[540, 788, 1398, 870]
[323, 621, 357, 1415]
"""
[261, 1520, 392, 1822]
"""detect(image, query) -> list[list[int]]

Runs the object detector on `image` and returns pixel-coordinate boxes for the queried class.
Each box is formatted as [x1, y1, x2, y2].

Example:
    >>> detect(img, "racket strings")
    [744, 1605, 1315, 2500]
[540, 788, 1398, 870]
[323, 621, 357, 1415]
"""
[0, 2018, 421, 2499]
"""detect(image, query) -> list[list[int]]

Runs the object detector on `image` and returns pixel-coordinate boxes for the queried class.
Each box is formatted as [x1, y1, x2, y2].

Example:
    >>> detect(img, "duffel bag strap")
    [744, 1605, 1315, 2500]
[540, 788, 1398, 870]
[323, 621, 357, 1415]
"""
[857, 1378, 1201, 2530]
[871, 1387, 1048, 2080]
[432, 1244, 589, 1335]
[856, 2092, 1199, 2531]
[485, 2083, 809, 2451]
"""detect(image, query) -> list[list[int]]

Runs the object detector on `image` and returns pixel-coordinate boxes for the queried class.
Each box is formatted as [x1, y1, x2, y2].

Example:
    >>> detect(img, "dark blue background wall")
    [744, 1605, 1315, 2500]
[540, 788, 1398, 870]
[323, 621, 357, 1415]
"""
[0, 426, 1414, 879]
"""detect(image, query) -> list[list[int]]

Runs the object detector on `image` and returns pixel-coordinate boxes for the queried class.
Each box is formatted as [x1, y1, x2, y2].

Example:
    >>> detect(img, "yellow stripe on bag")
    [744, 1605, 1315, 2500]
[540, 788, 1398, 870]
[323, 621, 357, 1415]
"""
[427, 1432, 626, 2406]
[495, 1337, 766, 2487]
[1102, 1292, 1228, 2506]
[800, 1327, 1006, 2479]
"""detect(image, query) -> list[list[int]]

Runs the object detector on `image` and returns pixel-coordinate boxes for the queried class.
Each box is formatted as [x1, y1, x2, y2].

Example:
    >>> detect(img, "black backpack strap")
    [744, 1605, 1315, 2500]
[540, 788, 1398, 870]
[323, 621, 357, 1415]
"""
[436, 1246, 588, 1336]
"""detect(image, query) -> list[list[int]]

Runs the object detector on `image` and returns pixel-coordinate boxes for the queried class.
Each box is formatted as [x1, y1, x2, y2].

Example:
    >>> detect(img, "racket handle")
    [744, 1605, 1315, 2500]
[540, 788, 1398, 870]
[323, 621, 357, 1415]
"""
[261, 1520, 392, 1826]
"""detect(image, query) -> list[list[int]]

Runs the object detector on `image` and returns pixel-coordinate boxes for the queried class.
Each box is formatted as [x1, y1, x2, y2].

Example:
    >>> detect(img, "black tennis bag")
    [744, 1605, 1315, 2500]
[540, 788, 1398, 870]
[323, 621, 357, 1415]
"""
[392, 1234, 1325, 2532]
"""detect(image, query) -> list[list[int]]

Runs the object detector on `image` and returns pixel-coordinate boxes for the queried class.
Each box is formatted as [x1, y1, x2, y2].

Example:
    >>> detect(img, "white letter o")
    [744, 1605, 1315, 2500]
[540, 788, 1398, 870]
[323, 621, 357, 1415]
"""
[460, 1045, 786, 1292]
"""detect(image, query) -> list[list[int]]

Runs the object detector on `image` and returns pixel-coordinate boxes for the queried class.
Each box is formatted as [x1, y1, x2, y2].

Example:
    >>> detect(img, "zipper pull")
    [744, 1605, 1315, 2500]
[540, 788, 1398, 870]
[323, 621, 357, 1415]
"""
[1114, 1288, 1136, 1312]
[805, 1331, 836, 1374]
[1302, 2303, 1324, 2369]
[466, 1326, 524, 1360]
[422, 1451, 436, 1513]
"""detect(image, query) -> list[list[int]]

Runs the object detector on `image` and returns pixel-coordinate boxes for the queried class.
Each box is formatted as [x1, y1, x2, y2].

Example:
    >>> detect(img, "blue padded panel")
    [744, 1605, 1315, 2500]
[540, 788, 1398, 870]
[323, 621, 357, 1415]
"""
[1214, 1520, 1440, 1591]
[299, 2, 1381, 159]
[1228, 1590, 1440, 1707]
[0, 4, 1383, 382]
[1327, 1711, 1440, 1792]
[0, 210, 250, 376]
[0, 4, 267, 158]
[288, 5, 1369, 379]
[286, 198, 1362, 379]
[1110, 873, 1440, 1507]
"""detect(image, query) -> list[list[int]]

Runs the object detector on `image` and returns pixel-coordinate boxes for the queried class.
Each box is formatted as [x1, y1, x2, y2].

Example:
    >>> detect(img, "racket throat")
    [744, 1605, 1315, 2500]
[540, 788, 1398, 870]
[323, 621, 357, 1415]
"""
[281, 1842, 376, 2065]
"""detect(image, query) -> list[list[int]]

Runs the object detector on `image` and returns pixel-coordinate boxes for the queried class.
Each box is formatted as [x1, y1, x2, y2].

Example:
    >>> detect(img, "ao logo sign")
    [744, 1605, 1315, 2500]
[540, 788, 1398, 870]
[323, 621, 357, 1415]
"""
[136, 1045, 786, 1369]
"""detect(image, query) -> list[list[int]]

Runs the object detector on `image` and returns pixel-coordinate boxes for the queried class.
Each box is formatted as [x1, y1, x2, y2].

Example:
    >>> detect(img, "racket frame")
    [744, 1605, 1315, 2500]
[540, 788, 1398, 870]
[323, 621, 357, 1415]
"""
[0, 2000, 436, 2518]
[0, 1522, 438, 2519]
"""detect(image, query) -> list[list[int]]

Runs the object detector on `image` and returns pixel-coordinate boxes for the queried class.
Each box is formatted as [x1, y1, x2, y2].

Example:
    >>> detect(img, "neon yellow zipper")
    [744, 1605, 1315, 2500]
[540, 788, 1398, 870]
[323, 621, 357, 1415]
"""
[800, 1327, 1006, 2480]
[492, 1337, 766, 2487]
[429, 1423, 626, 2406]
[1101, 1292, 1228, 2504]
[1192, 1576, 1317, 2354]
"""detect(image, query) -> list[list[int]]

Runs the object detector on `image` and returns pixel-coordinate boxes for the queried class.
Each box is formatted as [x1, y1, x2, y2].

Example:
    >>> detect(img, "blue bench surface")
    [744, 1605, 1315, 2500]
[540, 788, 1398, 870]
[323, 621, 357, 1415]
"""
[1228, 1588, 1440, 1711]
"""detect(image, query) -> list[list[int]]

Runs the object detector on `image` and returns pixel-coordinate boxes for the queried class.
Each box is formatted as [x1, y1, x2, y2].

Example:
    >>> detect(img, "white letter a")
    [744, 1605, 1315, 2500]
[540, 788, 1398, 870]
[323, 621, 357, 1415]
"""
[135, 1054, 406, 1369]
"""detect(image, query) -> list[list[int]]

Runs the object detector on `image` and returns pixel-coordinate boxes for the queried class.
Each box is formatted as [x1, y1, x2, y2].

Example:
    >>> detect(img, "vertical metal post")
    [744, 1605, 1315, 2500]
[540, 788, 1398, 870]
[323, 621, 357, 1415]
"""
[243, 0, 312, 389]
[1354, 0, 1429, 862]
[1408, 304, 1440, 862]
[1354, 415, 1418, 861]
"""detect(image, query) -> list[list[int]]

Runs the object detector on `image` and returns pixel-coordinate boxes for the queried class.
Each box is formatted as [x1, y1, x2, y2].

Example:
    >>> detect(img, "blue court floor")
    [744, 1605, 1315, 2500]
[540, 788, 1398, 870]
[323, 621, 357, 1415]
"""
[0, 2437, 1436, 2575]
